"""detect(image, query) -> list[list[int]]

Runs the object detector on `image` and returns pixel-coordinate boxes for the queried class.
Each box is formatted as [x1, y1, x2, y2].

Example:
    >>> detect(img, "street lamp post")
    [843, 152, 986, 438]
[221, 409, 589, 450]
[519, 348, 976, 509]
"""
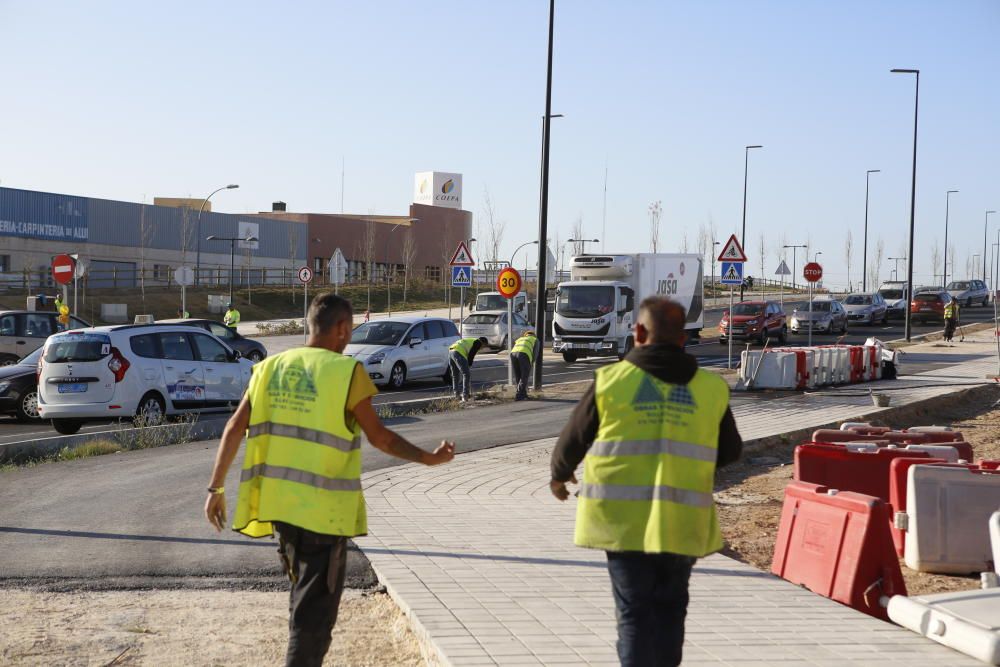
[888, 256, 906, 282]
[784, 244, 807, 291]
[943, 190, 959, 288]
[740, 145, 763, 300]
[206, 233, 258, 305]
[862, 169, 880, 291]
[891, 68, 919, 341]
[195, 184, 239, 286]
[984, 211, 996, 284]
[712, 240, 720, 297]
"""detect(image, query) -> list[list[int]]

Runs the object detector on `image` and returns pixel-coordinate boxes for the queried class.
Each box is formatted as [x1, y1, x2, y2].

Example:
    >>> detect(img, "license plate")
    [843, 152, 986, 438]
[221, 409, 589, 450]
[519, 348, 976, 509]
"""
[732, 328, 745, 334]
[58, 383, 88, 394]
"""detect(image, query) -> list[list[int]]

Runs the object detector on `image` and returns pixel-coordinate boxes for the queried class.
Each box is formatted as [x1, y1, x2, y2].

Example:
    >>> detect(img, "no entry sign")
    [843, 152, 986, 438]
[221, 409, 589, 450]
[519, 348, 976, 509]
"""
[51, 254, 75, 285]
[803, 262, 823, 283]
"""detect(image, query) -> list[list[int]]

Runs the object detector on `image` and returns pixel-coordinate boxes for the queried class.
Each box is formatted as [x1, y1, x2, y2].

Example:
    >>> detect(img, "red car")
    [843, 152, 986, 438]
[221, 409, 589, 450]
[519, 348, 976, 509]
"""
[719, 300, 788, 344]
[910, 291, 952, 323]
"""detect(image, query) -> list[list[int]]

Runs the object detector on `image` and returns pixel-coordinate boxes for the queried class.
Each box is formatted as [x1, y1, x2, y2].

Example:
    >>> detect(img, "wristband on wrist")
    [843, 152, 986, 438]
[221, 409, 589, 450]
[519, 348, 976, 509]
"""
[207, 486, 225, 495]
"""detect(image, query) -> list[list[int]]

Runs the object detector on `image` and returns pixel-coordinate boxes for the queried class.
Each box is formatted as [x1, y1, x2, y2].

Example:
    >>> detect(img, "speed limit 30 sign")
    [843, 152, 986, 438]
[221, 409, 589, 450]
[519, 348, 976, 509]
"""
[496, 267, 522, 298]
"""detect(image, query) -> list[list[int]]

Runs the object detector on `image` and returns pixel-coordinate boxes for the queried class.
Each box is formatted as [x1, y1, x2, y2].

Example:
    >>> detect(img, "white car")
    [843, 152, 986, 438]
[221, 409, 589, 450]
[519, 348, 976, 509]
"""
[345, 317, 461, 389]
[38, 324, 253, 435]
[461, 310, 532, 350]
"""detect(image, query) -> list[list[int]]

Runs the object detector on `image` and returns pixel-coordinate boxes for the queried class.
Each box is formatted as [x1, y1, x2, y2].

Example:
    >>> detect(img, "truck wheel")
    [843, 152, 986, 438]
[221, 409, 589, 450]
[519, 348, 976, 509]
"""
[618, 337, 633, 361]
[562, 352, 579, 363]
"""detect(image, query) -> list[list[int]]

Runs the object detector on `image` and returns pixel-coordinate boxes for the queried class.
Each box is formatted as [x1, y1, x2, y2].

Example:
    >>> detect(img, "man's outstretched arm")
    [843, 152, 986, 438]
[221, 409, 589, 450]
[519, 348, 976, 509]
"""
[205, 395, 251, 531]
[353, 397, 455, 465]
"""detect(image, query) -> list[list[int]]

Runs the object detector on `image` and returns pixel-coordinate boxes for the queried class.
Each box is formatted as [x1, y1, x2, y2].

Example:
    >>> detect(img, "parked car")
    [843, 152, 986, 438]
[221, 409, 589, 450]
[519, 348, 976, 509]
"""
[946, 280, 990, 307]
[878, 281, 910, 319]
[37, 324, 253, 435]
[718, 301, 787, 344]
[0, 347, 42, 422]
[0, 310, 90, 366]
[461, 310, 531, 350]
[344, 317, 462, 390]
[910, 290, 952, 323]
[159, 318, 267, 362]
[789, 299, 849, 335]
[914, 285, 945, 295]
[841, 293, 888, 325]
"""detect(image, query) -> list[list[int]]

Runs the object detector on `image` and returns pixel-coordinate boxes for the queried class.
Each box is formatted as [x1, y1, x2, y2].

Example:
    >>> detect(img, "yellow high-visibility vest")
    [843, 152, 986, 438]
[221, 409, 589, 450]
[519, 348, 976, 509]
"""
[224, 309, 241, 326]
[944, 302, 958, 319]
[233, 347, 365, 538]
[449, 338, 478, 359]
[511, 334, 537, 364]
[575, 361, 728, 557]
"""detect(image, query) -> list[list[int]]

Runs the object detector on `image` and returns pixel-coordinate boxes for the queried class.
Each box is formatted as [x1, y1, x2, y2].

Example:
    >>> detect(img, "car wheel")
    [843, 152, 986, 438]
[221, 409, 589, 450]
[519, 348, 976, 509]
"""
[778, 326, 788, 344]
[389, 362, 406, 390]
[247, 350, 264, 363]
[135, 392, 166, 427]
[15, 390, 40, 422]
[758, 328, 767, 345]
[967, 298, 973, 307]
[0, 355, 18, 367]
[984, 296, 991, 307]
[500, 336, 509, 351]
[882, 312, 888, 325]
[841, 319, 848, 334]
[52, 419, 83, 435]
[562, 352, 579, 363]
[618, 337, 633, 361]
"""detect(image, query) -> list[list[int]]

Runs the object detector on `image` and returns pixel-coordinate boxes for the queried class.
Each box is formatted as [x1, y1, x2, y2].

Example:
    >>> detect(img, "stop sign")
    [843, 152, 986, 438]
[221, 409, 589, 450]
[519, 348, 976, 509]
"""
[51, 254, 75, 285]
[803, 262, 823, 283]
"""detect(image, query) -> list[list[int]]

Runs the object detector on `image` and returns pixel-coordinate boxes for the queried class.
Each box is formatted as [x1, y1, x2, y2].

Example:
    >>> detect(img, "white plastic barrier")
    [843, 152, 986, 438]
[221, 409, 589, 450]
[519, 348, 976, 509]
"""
[740, 350, 800, 389]
[863, 340, 884, 381]
[840, 422, 874, 431]
[885, 443, 961, 463]
[992, 511, 1000, 577]
[907, 425, 955, 433]
[888, 590, 1000, 665]
[903, 465, 1000, 574]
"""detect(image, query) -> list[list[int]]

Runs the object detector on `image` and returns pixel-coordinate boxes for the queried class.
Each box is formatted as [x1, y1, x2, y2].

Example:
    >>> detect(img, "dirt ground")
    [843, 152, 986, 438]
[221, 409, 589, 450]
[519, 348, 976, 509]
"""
[716, 388, 1000, 596]
[0, 588, 426, 666]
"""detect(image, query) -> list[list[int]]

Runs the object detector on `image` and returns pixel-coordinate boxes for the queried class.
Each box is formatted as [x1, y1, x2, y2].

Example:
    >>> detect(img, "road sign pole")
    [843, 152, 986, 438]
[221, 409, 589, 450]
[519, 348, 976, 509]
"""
[808, 282, 813, 348]
[304, 280, 309, 344]
[73, 275, 77, 318]
[508, 297, 514, 386]
[182, 284, 187, 317]
[460, 286, 465, 327]
[728, 287, 734, 369]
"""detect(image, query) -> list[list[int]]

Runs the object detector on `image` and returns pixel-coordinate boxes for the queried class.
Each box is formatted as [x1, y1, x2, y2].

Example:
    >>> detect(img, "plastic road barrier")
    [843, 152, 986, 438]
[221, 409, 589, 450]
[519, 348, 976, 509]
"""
[888, 590, 1000, 665]
[812, 430, 973, 460]
[903, 465, 1000, 574]
[772, 481, 905, 621]
[794, 443, 933, 501]
[992, 511, 1000, 577]
[888, 458, 962, 556]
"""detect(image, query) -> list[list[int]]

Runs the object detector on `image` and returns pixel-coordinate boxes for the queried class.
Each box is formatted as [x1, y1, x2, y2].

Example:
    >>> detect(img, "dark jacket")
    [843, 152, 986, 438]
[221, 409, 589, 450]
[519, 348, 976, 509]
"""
[551, 343, 742, 482]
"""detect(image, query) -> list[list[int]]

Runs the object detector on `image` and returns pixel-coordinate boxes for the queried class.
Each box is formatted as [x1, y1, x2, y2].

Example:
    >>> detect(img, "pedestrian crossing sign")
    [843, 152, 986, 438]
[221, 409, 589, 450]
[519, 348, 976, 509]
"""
[451, 265, 472, 287]
[720, 261, 744, 285]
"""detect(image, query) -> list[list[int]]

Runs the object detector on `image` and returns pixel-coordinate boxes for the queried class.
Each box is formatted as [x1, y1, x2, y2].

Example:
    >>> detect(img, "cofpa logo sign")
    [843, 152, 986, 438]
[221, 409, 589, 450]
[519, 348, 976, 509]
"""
[413, 172, 463, 209]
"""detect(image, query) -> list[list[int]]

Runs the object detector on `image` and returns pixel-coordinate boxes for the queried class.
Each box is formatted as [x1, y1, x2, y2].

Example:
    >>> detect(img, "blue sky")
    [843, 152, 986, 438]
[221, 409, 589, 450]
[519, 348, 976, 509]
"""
[3, 1, 998, 288]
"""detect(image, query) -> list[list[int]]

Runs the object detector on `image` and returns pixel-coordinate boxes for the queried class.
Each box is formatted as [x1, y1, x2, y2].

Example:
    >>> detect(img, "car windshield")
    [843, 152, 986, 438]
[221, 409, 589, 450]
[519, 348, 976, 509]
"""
[844, 295, 871, 305]
[879, 289, 903, 300]
[465, 314, 499, 325]
[19, 347, 43, 365]
[731, 304, 763, 316]
[350, 321, 411, 346]
[476, 295, 508, 311]
[44, 333, 111, 363]
[809, 301, 832, 311]
[946, 281, 970, 290]
[556, 286, 616, 318]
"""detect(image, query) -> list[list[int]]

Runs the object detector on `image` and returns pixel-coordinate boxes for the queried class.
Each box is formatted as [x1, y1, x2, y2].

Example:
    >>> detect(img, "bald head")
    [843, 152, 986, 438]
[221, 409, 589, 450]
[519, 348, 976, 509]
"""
[635, 296, 687, 347]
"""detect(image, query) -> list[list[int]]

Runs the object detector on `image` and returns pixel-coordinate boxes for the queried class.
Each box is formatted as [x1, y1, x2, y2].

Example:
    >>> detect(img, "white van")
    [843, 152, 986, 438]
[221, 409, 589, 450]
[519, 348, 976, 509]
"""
[38, 324, 253, 435]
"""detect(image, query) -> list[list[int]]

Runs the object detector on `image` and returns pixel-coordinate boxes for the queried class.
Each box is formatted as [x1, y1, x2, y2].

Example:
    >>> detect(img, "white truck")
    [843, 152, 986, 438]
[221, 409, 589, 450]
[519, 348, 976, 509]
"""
[552, 253, 704, 362]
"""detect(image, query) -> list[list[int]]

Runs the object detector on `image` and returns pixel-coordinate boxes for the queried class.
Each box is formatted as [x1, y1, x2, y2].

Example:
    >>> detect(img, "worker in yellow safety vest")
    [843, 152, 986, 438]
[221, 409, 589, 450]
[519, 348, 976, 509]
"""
[550, 296, 743, 667]
[223, 303, 240, 327]
[205, 292, 455, 665]
[510, 330, 540, 401]
[943, 299, 960, 342]
[448, 337, 484, 402]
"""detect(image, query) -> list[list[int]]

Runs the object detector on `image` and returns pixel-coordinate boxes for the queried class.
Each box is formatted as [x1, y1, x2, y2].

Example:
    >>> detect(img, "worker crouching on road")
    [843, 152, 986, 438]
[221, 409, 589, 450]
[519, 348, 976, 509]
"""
[448, 336, 484, 402]
[943, 299, 960, 342]
[550, 296, 743, 667]
[205, 292, 455, 667]
[510, 330, 540, 401]
[224, 302, 240, 327]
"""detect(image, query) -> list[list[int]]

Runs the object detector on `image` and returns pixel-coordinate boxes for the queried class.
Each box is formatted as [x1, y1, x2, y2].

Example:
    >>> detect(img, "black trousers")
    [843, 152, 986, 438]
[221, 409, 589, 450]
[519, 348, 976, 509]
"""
[275, 523, 349, 667]
[606, 551, 697, 667]
[511, 352, 531, 400]
[944, 317, 957, 340]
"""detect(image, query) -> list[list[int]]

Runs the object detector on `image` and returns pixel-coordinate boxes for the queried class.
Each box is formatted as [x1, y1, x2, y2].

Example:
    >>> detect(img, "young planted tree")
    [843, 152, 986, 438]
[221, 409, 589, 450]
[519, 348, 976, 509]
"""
[931, 240, 941, 284]
[287, 223, 301, 304]
[138, 204, 154, 306]
[360, 216, 377, 311]
[648, 201, 662, 253]
[844, 229, 854, 292]
[482, 186, 505, 285]
[571, 215, 585, 257]
[869, 237, 885, 290]
[401, 226, 418, 303]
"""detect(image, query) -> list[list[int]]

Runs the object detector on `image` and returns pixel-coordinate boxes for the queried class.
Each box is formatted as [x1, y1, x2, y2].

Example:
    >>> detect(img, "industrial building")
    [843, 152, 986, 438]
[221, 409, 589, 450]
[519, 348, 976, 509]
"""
[0, 171, 472, 290]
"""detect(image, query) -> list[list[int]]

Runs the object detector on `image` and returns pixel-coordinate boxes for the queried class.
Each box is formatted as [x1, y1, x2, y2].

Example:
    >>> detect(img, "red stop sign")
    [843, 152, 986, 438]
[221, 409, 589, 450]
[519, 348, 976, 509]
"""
[803, 262, 823, 283]
[51, 254, 75, 285]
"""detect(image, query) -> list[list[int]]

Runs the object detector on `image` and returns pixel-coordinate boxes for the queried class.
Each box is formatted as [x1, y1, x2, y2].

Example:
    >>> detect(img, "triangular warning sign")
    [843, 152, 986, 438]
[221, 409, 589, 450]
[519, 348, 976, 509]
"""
[723, 264, 741, 281]
[717, 234, 748, 262]
[775, 259, 791, 276]
[449, 241, 475, 266]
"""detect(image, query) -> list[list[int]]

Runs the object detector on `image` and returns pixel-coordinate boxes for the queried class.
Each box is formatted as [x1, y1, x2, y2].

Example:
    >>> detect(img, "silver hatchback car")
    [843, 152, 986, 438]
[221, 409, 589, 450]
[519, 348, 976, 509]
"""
[841, 293, 888, 325]
[461, 310, 532, 350]
[946, 280, 990, 307]
[345, 317, 460, 389]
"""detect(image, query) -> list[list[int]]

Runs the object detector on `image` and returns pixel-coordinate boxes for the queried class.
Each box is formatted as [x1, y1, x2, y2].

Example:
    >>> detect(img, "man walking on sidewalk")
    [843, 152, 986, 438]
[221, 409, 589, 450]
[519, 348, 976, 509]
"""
[448, 336, 484, 402]
[550, 296, 742, 667]
[510, 329, 540, 401]
[205, 292, 455, 667]
[944, 298, 960, 342]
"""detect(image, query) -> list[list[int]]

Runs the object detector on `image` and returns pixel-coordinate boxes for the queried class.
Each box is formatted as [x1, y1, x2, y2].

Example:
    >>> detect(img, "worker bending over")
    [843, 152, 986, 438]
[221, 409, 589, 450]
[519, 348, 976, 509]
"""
[510, 329, 540, 401]
[448, 336, 484, 402]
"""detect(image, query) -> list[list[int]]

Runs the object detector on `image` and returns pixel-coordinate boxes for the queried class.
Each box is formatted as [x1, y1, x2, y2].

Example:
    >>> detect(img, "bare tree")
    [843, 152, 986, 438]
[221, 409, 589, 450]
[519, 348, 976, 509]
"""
[696, 223, 709, 285]
[680, 229, 689, 253]
[179, 206, 194, 264]
[931, 240, 941, 283]
[571, 215, 585, 257]
[139, 204, 154, 306]
[360, 216, 377, 311]
[287, 222, 301, 304]
[869, 237, 885, 290]
[401, 226, 418, 303]
[648, 201, 662, 253]
[758, 232, 766, 297]
[947, 245, 956, 284]
[844, 229, 854, 292]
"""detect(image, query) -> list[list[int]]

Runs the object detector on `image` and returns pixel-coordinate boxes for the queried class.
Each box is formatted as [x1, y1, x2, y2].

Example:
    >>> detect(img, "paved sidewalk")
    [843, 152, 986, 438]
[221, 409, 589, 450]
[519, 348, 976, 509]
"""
[358, 335, 999, 666]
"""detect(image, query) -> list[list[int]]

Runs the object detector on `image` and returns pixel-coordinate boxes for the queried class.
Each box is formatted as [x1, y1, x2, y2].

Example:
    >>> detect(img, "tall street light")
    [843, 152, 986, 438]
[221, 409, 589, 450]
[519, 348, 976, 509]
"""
[784, 244, 807, 291]
[740, 145, 763, 299]
[943, 190, 959, 288]
[206, 233, 257, 305]
[983, 210, 996, 284]
[888, 256, 906, 281]
[532, 0, 556, 391]
[862, 169, 881, 291]
[891, 68, 919, 342]
[195, 184, 239, 286]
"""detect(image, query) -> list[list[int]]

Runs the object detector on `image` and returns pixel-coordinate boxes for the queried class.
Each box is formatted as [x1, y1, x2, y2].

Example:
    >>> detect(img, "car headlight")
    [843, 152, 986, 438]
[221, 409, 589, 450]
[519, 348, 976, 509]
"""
[366, 352, 386, 365]
[0, 382, 9, 394]
[745, 318, 759, 326]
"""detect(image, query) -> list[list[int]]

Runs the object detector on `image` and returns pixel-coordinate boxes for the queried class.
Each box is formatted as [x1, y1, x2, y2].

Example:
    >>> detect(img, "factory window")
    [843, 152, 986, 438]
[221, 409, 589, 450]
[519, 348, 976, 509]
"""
[0, 255, 9, 272]
[424, 266, 441, 282]
[154, 264, 170, 281]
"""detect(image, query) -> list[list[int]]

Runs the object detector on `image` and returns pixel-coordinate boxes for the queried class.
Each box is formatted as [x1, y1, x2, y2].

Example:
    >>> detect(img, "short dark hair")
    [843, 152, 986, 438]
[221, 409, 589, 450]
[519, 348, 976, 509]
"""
[307, 292, 353, 334]
[637, 296, 687, 344]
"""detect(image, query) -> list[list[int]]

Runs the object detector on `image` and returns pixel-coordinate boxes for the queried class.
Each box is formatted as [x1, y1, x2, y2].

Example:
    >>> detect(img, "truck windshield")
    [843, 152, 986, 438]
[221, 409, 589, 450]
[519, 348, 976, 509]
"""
[476, 294, 508, 311]
[556, 286, 616, 318]
[879, 289, 903, 300]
